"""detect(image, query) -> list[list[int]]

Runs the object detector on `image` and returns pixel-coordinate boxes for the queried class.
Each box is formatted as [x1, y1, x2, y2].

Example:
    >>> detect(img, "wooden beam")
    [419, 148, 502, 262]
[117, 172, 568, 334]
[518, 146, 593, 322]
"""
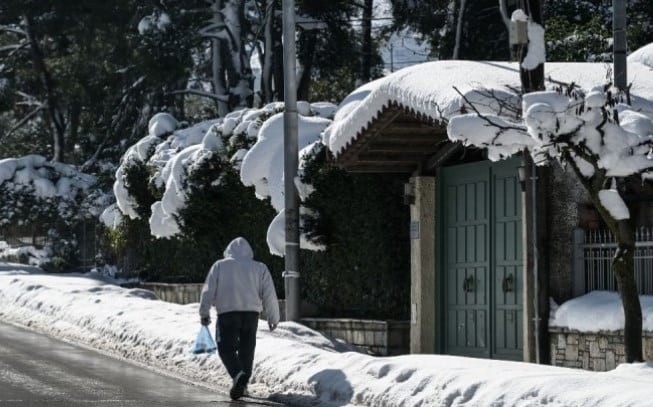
[340, 162, 417, 173]
[423, 142, 463, 171]
[375, 134, 442, 144]
[336, 107, 403, 162]
[358, 152, 429, 163]
[366, 142, 440, 154]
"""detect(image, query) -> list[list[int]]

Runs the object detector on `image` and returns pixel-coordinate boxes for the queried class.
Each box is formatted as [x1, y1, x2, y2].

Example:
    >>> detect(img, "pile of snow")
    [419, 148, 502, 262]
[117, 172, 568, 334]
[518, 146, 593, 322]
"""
[550, 291, 653, 332]
[2, 266, 653, 406]
[0, 241, 51, 267]
[240, 112, 332, 255]
[110, 102, 337, 254]
[629, 42, 653, 68]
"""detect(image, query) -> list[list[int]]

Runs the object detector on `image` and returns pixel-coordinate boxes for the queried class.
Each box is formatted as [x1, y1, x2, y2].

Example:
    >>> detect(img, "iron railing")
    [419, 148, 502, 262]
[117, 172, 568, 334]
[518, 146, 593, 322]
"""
[572, 227, 653, 296]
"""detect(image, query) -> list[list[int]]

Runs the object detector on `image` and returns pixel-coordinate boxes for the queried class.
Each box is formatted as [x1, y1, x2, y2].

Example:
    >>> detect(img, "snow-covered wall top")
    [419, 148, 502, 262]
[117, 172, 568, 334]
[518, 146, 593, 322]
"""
[325, 51, 653, 158]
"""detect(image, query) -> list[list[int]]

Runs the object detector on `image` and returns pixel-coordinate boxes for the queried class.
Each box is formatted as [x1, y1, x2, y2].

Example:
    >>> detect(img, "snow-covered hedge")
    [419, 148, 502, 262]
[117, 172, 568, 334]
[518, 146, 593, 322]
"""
[0, 155, 107, 268]
[109, 102, 336, 255]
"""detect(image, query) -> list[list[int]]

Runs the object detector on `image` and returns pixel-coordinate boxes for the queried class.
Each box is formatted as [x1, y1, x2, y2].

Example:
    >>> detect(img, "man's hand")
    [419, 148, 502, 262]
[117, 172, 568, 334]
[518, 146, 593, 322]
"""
[200, 316, 211, 326]
[268, 321, 278, 331]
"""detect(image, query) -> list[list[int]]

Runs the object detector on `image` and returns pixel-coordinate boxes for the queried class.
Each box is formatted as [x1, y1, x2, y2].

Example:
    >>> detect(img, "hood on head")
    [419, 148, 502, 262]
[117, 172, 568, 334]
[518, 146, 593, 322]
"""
[224, 237, 254, 260]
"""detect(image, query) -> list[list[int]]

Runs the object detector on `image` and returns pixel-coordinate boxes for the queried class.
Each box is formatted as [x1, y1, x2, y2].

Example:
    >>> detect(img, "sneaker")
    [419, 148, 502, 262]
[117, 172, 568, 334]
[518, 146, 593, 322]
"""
[230, 371, 247, 400]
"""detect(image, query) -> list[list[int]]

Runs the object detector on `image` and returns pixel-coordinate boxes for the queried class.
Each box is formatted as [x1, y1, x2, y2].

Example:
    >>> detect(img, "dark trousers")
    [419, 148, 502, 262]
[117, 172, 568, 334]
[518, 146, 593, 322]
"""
[216, 311, 259, 381]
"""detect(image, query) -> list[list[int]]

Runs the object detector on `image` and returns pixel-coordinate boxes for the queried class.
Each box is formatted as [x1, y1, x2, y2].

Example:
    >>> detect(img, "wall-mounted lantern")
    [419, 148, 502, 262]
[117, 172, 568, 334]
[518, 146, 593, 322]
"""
[518, 165, 527, 192]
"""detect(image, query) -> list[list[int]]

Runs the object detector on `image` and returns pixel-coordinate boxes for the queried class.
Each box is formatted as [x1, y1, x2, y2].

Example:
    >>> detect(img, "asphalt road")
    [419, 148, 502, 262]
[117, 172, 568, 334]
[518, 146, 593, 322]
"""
[0, 321, 282, 407]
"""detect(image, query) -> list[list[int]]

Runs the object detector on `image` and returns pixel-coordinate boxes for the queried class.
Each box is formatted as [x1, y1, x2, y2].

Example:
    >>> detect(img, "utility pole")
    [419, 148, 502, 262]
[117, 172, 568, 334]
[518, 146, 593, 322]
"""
[282, 0, 300, 322]
[515, 0, 547, 365]
[613, 0, 627, 91]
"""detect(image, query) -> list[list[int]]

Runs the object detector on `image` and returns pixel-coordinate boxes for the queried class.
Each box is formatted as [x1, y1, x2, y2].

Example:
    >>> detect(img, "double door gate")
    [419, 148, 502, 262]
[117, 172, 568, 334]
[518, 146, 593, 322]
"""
[441, 158, 523, 360]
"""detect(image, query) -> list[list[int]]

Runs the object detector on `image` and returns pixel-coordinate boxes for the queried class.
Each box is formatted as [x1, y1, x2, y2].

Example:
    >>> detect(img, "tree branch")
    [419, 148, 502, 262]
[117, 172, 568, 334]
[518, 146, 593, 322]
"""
[0, 25, 26, 36]
[2, 105, 46, 139]
[452, 86, 526, 134]
[169, 89, 230, 102]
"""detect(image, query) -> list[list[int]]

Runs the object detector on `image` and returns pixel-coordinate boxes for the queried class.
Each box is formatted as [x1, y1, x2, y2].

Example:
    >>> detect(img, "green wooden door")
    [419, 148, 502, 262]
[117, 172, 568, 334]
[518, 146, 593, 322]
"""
[441, 158, 523, 360]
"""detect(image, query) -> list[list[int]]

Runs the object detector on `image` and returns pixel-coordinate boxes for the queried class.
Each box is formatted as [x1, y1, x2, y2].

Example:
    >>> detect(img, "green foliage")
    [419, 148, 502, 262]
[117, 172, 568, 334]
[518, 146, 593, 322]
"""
[300, 145, 410, 319]
[390, 0, 511, 60]
[111, 130, 283, 286]
[544, 0, 653, 62]
[0, 180, 89, 270]
[178, 152, 284, 287]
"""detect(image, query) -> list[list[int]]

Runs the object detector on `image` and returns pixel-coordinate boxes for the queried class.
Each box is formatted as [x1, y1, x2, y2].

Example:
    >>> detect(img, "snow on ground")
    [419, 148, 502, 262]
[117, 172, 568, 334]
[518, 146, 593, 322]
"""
[2, 264, 653, 406]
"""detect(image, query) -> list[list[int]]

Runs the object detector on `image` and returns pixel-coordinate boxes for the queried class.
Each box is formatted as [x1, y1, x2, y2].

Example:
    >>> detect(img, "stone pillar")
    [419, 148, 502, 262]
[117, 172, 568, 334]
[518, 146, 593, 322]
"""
[409, 176, 437, 354]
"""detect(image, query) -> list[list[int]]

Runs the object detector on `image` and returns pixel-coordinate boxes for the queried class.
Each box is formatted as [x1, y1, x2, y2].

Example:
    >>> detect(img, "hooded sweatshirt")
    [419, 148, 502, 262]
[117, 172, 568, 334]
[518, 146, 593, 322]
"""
[199, 237, 280, 325]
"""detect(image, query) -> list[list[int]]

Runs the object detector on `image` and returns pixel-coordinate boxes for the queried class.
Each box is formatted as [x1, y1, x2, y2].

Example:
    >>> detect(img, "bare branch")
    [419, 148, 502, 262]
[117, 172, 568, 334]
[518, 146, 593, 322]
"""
[452, 86, 525, 133]
[498, 0, 511, 30]
[2, 105, 46, 139]
[169, 89, 230, 102]
[0, 42, 26, 53]
[0, 25, 26, 36]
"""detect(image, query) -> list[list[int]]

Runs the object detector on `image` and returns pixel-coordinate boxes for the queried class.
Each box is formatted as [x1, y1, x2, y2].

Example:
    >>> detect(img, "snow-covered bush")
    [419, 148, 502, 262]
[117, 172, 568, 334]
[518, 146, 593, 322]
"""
[106, 105, 293, 280]
[0, 155, 102, 270]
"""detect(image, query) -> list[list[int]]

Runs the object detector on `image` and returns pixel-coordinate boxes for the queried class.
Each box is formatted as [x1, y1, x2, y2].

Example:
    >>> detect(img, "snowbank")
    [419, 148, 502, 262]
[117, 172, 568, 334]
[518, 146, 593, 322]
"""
[2, 266, 653, 407]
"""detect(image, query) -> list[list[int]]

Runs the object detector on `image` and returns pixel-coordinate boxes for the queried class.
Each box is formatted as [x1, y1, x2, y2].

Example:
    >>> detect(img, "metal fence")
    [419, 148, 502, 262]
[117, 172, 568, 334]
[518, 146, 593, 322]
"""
[572, 227, 653, 296]
[0, 220, 98, 271]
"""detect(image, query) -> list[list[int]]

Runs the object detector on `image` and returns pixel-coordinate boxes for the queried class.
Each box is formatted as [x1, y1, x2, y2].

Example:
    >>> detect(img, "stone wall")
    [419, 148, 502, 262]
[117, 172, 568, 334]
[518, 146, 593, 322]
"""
[301, 318, 410, 356]
[139, 283, 204, 305]
[550, 328, 653, 371]
[133, 283, 408, 356]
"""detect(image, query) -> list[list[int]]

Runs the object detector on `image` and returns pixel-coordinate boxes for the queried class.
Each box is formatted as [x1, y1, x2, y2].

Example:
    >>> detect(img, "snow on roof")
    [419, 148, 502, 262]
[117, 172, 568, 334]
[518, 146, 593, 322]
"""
[325, 58, 653, 158]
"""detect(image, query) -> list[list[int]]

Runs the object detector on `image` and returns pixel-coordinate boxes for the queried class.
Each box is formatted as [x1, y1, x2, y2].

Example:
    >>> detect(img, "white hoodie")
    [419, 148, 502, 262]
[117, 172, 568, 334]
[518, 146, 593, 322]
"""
[199, 237, 280, 325]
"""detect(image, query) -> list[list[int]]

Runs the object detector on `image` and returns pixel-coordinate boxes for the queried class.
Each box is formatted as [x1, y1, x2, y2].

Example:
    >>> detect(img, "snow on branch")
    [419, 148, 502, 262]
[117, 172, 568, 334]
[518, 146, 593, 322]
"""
[448, 86, 533, 161]
[446, 80, 653, 221]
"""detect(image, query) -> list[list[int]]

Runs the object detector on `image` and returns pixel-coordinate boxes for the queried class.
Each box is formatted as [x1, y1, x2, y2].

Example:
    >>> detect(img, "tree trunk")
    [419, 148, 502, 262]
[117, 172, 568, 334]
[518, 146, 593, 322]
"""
[361, 0, 373, 82]
[23, 14, 66, 162]
[572, 167, 644, 363]
[297, 30, 317, 101]
[209, 0, 229, 116]
[613, 220, 644, 362]
[261, 0, 275, 103]
[67, 102, 80, 163]
[223, 0, 253, 109]
[452, 0, 466, 59]
[273, 14, 284, 101]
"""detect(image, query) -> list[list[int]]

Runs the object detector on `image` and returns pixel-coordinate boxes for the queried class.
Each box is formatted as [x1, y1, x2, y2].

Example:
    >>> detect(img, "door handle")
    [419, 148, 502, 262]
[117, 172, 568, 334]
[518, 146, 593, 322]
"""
[463, 275, 474, 293]
[502, 274, 514, 292]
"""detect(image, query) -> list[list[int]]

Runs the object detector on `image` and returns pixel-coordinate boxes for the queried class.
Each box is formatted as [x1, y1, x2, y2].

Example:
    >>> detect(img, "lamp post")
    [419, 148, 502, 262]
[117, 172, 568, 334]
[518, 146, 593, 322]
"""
[282, 0, 300, 322]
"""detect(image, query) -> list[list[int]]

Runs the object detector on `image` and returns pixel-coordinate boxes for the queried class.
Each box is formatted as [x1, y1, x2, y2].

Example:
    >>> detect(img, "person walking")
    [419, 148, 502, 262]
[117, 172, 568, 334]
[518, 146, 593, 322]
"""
[199, 237, 280, 400]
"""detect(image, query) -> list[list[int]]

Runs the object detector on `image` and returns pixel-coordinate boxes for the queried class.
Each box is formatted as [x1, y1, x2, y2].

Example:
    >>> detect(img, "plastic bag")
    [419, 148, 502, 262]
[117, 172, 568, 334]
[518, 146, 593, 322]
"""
[192, 325, 217, 354]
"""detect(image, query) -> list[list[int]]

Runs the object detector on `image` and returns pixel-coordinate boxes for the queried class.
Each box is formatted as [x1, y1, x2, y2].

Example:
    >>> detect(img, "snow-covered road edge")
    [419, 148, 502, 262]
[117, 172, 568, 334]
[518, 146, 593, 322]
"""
[0, 269, 358, 406]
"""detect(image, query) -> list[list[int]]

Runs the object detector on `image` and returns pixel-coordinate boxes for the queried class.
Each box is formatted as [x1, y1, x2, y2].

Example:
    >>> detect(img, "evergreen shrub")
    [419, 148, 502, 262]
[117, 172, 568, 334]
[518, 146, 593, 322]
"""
[300, 146, 410, 320]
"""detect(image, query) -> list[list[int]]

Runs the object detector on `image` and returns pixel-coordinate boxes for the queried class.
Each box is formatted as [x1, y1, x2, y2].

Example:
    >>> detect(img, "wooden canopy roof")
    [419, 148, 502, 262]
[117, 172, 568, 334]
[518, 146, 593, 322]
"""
[332, 101, 459, 174]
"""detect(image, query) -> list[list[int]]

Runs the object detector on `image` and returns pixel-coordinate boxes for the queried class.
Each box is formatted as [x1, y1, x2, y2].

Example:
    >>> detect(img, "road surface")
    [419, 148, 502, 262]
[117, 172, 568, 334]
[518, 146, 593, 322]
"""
[0, 321, 282, 406]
